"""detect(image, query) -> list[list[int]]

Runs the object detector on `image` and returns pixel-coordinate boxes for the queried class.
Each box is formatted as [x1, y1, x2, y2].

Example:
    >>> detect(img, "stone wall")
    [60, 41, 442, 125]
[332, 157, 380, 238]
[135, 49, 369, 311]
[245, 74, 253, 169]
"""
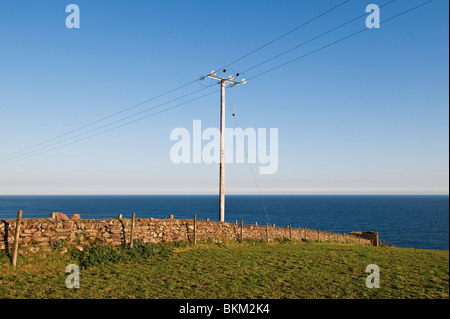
[0, 215, 376, 254]
[350, 231, 379, 246]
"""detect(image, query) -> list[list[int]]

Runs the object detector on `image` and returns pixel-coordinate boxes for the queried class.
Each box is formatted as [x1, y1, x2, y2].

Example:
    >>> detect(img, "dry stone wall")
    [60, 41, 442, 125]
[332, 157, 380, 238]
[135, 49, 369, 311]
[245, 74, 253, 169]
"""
[0, 215, 375, 254]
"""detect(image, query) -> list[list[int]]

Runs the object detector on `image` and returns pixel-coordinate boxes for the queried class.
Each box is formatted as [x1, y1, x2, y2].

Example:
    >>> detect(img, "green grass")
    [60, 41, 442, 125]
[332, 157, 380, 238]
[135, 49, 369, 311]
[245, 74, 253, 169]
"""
[0, 240, 448, 299]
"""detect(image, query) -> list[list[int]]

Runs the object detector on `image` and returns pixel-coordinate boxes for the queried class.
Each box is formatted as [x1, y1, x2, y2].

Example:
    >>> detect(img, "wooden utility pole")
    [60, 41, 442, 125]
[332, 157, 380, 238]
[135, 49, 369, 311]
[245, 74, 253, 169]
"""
[193, 214, 197, 245]
[12, 210, 22, 267]
[219, 80, 226, 223]
[240, 219, 244, 241]
[207, 70, 246, 222]
[130, 213, 136, 248]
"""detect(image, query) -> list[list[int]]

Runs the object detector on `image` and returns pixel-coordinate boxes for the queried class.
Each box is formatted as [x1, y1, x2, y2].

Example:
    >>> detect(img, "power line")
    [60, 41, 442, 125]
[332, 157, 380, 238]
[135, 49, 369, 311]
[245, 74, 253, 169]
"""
[0, 0, 351, 164]
[1, 1, 433, 167]
[246, 0, 434, 82]
[0, 84, 216, 165]
[221, 0, 434, 225]
[227, 96, 271, 226]
[0, 90, 217, 167]
[241, 0, 396, 74]
[0, 79, 200, 161]
[215, 0, 351, 71]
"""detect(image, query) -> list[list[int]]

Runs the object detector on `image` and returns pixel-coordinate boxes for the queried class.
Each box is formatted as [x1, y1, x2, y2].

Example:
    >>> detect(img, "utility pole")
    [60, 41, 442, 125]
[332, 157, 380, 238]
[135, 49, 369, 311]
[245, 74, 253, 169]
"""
[205, 70, 246, 222]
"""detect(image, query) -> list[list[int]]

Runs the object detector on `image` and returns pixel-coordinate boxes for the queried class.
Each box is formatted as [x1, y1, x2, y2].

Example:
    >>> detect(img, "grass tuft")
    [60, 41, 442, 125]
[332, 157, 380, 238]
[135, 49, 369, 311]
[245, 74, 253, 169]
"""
[71, 241, 173, 268]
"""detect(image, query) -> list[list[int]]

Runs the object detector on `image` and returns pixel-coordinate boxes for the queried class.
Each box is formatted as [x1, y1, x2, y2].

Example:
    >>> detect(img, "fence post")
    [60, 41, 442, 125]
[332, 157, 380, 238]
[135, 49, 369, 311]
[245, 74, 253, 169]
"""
[12, 210, 22, 267]
[194, 214, 197, 245]
[240, 220, 244, 242]
[328, 231, 331, 242]
[130, 213, 135, 248]
[265, 223, 269, 243]
[317, 229, 320, 242]
[289, 225, 292, 241]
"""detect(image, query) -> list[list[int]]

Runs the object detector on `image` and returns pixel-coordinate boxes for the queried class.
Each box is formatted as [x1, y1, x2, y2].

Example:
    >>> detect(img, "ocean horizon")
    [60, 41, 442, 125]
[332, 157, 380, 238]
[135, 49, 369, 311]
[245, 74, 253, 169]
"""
[0, 195, 448, 251]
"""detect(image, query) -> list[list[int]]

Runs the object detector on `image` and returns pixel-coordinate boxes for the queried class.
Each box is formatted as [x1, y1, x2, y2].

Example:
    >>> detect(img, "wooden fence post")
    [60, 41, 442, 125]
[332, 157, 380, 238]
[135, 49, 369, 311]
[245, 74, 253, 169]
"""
[194, 214, 197, 245]
[317, 229, 320, 242]
[240, 220, 244, 242]
[12, 210, 22, 267]
[289, 225, 292, 241]
[130, 213, 135, 248]
[265, 223, 269, 243]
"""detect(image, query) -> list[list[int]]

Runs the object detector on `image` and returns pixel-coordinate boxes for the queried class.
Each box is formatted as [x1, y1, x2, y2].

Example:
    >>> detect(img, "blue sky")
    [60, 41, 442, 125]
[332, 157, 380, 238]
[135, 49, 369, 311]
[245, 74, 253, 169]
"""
[0, 0, 448, 195]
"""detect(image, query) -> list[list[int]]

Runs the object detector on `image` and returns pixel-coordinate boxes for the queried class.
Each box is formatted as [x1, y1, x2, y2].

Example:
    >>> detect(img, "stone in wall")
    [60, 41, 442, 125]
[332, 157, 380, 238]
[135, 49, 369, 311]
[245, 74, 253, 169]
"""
[52, 212, 70, 221]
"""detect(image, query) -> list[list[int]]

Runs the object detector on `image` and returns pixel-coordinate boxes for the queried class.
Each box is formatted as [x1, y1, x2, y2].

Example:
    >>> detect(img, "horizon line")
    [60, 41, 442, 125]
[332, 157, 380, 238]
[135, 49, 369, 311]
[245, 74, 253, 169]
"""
[0, 193, 448, 196]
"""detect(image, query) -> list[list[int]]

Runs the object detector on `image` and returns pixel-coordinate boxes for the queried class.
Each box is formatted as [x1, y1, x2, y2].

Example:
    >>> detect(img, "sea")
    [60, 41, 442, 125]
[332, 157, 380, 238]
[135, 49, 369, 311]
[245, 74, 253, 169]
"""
[0, 195, 448, 250]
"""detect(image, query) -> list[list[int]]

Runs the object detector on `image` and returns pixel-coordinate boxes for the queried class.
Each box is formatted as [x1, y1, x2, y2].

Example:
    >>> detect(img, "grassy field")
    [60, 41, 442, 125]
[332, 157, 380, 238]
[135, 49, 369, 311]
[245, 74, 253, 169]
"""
[0, 240, 448, 299]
